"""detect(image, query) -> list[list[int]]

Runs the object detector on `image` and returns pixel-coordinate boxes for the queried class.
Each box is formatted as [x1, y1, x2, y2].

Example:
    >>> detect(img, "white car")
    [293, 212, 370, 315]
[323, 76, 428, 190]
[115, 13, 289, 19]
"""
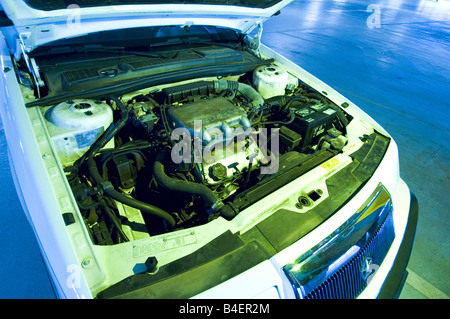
[0, 0, 417, 300]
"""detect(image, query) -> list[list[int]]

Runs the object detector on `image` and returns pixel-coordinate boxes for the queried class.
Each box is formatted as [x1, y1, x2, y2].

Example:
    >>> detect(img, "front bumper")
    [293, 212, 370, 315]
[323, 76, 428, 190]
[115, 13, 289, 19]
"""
[377, 191, 418, 299]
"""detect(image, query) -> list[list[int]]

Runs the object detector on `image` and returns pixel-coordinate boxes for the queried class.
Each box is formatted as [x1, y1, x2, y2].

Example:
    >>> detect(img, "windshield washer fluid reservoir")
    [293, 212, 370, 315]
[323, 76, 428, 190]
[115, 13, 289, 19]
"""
[44, 99, 114, 167]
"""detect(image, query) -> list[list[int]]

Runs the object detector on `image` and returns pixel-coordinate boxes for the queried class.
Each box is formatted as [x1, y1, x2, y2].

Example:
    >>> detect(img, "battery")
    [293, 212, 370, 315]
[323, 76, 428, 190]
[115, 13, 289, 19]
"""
[288, 102, 337, 150]
[279, 125, 302, 150]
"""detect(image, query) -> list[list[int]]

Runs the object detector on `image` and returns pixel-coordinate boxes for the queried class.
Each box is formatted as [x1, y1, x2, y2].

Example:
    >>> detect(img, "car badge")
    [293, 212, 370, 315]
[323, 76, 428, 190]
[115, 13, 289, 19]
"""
[361, 257, 377, 282]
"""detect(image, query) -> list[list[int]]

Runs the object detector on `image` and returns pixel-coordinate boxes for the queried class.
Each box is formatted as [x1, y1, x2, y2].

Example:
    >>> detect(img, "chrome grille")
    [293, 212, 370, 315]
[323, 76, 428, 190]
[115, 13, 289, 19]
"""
[305, 208, 394, 299]
[283, 183, 395, 299]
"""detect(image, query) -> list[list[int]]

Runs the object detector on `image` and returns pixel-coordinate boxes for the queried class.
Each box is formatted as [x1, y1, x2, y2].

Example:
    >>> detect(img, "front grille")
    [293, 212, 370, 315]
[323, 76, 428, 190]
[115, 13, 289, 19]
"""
[283, 183, 396, 299]
[305, 208, 394, 299]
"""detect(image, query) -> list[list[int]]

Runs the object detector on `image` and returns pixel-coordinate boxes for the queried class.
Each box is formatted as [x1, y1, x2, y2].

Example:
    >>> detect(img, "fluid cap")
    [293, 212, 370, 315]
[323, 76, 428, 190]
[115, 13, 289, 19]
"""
[209, 163, 228, 181]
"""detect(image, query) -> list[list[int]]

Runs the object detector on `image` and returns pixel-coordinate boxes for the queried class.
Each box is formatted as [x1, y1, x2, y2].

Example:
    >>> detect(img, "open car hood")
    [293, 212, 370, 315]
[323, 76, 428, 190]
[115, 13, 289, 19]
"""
[0, 0, 293, 54]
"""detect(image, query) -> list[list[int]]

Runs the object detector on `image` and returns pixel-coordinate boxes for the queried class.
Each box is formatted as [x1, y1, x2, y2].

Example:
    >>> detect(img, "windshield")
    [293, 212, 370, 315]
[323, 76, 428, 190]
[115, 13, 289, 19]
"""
[23, 0, 283, 11]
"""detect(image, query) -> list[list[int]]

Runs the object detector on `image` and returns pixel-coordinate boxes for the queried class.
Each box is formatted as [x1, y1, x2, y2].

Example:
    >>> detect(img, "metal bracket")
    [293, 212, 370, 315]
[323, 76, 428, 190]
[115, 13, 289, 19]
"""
[18, 32, 44, 97]
[245, 22, 263, 58]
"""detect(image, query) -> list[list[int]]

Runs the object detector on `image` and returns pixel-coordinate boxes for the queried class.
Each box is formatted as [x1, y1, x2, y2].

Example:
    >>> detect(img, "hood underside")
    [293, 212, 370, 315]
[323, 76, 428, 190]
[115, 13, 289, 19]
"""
[0, 0, 292, 53]
[20, 1, 285, 11]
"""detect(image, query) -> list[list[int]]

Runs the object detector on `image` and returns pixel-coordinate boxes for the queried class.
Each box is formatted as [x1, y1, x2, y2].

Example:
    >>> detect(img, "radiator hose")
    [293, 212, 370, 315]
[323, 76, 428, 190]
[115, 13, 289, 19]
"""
[153, 148, 236, 220]
[83, 96, 176, 229]
[87, 157, 176, 228]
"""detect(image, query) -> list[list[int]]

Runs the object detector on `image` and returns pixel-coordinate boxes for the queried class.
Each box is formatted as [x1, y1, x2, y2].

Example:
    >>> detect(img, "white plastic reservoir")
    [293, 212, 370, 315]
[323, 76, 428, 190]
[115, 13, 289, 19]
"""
[44, 99, 114, 167]
[253, 63, 290, 99]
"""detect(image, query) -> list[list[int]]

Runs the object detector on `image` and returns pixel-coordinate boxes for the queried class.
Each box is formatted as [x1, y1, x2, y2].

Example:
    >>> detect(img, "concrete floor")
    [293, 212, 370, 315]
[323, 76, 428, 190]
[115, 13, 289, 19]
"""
[0, 0, 448, 299]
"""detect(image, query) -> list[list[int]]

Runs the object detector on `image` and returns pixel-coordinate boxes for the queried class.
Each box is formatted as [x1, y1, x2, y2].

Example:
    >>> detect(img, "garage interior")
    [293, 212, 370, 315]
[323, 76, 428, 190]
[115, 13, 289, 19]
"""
[0, 0, 448, 298]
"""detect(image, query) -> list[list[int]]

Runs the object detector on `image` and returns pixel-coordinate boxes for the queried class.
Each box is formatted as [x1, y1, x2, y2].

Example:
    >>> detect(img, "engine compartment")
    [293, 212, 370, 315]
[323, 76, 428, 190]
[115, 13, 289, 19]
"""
[37, 61, 352, 246]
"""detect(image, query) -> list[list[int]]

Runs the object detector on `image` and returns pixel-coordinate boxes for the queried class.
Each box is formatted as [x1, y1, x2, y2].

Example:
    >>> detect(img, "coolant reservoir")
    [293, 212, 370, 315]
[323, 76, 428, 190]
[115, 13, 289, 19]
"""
[253, 63, 290, 99]
[44, 99, 114, 167]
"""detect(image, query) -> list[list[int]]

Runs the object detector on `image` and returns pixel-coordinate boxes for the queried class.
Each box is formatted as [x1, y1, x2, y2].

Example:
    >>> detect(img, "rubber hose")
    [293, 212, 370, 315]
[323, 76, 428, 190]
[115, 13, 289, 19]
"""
[265, 95, 307, 110]
[82, 95, 129, 162]
[153, 148, 236, 220]
[306, 92, 328, 104]
[214, 80, 264, 110]
[86, 155, 176, 229]
[69, 95, 129, 181]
